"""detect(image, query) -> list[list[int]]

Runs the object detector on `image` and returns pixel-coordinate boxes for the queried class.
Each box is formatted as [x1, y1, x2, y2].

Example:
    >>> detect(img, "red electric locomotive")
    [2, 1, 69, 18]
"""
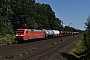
[15, 28, 45, 42]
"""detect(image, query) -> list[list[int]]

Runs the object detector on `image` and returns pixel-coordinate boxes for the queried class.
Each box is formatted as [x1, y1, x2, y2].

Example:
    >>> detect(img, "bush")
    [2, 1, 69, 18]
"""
[83, 32, 90, 48]
[0, 34, 16, 45]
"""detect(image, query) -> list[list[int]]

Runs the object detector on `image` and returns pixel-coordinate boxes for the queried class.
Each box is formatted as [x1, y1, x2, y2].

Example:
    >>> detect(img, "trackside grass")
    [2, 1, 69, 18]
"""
[70, 36, 86, 58]
[5, 47, 37, 59]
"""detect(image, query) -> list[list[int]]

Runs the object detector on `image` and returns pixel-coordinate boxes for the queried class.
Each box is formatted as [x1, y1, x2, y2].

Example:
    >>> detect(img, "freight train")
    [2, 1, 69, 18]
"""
[15, 28, 79, 43]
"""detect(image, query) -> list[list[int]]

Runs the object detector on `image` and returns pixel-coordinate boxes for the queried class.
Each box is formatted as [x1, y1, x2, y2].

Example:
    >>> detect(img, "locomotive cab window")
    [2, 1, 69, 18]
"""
[26, 31, 28, 33]
[16, 30, 24, 33]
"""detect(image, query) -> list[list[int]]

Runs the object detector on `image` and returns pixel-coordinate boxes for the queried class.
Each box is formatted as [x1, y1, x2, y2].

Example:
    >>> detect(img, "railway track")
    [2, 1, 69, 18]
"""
[0, 39, 55, 59]
[23, 34, 80, 60]
[14, 34, 82, 60]
[0, 35, 75, 60]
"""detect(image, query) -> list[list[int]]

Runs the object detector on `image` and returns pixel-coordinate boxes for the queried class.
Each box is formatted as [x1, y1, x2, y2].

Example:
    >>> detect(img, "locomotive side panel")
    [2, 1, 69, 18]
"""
[15, 29, 45, 42]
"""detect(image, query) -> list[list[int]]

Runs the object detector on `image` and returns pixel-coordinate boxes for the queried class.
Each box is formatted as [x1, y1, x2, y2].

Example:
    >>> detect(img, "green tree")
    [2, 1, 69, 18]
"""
[64, 26, 76, 32]
[10, 0, 36, 29]
[85, 16, 90, 32]
[0, 0, 14, 36]
[79, 16, 90, 60]
[10, 1, 62, 30]
[85, 16, 90, 48]
[34, 3, 50, 29]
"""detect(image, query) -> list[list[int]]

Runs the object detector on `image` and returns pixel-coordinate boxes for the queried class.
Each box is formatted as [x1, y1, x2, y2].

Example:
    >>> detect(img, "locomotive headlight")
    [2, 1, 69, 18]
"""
[21, 35, 24, 36]
[16, 35, 18, 36]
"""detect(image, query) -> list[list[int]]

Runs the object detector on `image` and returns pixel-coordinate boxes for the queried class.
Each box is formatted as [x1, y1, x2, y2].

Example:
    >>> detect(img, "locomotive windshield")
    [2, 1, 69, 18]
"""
[16, 30, 24, 33]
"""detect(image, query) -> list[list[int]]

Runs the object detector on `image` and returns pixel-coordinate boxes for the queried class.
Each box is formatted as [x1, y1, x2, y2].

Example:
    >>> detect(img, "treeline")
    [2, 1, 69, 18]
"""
[0, 0, 64, 35]
[10, 0, 63, 30]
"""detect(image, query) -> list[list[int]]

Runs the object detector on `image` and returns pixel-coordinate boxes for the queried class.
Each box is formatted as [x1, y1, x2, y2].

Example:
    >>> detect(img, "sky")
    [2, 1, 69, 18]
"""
[35, 0, 90, 30]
